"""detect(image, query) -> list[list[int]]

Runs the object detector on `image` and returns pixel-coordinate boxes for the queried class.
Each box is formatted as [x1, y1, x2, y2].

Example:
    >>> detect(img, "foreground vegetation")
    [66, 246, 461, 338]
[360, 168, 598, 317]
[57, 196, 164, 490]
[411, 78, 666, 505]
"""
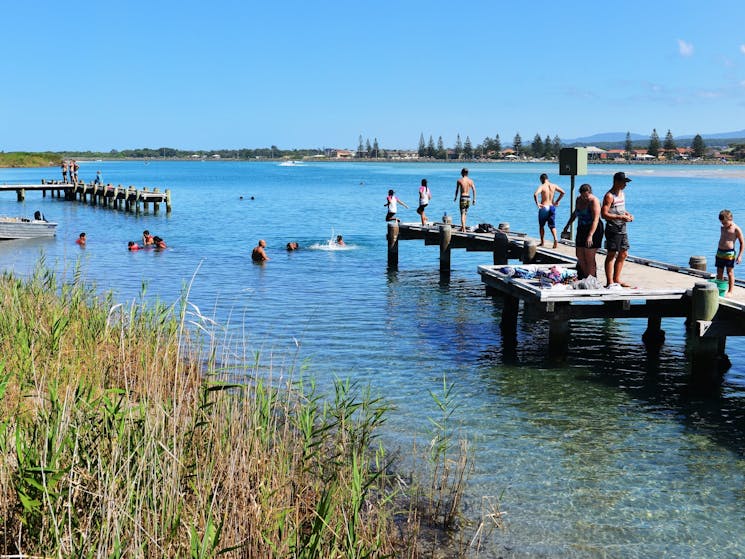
[0, 263, 479, 557]
[0, 152, 61, 168]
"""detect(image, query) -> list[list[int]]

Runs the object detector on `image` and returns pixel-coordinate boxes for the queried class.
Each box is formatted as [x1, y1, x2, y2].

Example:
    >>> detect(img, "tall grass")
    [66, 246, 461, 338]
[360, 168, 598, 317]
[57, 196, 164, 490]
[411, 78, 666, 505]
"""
[0, 262, 432, 557]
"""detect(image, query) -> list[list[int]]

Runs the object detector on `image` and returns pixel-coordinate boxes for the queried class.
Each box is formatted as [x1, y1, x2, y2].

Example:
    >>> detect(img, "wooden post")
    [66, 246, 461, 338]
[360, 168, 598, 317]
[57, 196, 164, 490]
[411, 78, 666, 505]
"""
[521, 239, 537, 264]
[688, 256, 707, 271]
[642, 315, 665, 347]
[439, 222, 452, 273]
[501, 294, 519, 335]
[689, 281, 723, 380]
[493, 230, 509, 265]
[142, 188, 149, 213]
[16, 189, 25, 202]
[548, 303, 571, 360]
[165, 189, 172, 213]
[387, 221, 399, 269]
[153, 188, 160, 214]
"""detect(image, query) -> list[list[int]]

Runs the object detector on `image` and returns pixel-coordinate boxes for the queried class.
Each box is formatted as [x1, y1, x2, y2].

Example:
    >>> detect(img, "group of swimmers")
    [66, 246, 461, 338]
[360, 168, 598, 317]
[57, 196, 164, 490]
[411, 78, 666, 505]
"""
[253, 235, 346, 263]
[73, 229, 167, 251]
[128, 230, 167, 250]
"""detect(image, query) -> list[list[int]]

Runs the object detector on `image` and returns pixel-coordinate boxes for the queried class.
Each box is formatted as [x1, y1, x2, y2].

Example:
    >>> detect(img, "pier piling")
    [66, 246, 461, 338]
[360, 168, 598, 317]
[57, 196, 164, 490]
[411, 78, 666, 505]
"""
[439, 222, 452, 273]
[387, 221, 399, 269]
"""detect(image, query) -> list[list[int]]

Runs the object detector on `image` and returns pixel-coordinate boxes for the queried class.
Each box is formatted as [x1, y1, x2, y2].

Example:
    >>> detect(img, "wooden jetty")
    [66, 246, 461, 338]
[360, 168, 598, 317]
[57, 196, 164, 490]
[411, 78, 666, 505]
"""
[0, 181, 171, 214]
[388, 219, 745, 381]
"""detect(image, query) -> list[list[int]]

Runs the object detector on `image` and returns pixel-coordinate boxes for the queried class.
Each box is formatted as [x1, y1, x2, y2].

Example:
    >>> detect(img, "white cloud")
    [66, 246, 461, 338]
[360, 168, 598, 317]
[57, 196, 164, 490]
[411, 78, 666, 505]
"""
[740, 44, 745, 55]
[678, 39, 694, 57]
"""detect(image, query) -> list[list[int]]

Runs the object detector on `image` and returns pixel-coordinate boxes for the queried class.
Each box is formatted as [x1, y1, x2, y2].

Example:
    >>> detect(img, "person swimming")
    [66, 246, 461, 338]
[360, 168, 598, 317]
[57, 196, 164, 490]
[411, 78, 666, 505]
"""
[128, 241, 141, 251]
[336, 235, 345, 246]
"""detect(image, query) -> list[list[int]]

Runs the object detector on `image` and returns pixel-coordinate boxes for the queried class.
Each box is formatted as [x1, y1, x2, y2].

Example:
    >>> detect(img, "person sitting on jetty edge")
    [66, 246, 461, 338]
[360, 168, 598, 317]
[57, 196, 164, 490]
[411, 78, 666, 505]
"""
[142, 230, 154, 246]
[128, 241, 141, 251]
[76, 232, 86, 246]
[252, 239, 270, 262]
[286, 241, 299, 251]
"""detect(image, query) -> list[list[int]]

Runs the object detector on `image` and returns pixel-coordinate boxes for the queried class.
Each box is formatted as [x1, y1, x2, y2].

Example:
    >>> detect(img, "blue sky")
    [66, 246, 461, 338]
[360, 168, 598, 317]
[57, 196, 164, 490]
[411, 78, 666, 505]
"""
[3, 0, 745, 151]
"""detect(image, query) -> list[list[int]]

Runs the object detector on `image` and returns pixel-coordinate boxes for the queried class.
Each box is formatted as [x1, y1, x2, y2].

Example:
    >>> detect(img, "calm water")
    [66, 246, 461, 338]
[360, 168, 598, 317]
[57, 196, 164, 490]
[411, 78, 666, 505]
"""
[2, 161, 745, 558]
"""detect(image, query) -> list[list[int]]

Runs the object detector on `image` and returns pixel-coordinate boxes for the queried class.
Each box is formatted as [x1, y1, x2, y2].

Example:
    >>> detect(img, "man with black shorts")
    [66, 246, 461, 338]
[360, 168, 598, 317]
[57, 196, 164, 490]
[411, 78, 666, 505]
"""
[601, 172, 634, 287]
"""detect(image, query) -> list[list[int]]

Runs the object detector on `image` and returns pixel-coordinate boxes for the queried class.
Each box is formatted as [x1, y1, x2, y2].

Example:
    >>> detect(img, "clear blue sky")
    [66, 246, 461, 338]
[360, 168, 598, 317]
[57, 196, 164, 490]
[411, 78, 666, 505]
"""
[3, 0, 745, 151]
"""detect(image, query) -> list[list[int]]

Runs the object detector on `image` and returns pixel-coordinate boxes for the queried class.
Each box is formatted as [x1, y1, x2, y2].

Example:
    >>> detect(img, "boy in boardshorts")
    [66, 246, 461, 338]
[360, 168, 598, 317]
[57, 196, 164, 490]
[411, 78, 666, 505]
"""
[716, 209, 744, 297]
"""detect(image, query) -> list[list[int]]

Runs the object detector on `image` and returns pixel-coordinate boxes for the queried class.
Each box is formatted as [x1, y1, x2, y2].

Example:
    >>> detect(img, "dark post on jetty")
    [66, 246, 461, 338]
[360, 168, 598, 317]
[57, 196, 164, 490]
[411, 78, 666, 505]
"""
[1, 180, 172, 215]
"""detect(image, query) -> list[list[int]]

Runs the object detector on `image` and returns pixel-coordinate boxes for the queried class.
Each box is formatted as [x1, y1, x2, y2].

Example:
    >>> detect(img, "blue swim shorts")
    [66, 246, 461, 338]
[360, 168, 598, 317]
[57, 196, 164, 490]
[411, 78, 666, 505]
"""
[538, 205, 556, 229]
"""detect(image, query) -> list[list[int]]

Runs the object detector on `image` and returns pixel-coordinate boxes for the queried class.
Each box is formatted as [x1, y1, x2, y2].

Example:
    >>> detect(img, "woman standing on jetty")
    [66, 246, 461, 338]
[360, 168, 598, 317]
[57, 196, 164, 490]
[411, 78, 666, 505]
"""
[562, 183, 603, 279]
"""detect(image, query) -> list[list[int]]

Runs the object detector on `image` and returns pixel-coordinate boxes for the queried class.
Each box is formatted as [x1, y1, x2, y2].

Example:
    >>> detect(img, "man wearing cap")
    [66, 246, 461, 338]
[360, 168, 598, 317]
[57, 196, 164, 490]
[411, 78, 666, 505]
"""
[601, 172, 634, 287]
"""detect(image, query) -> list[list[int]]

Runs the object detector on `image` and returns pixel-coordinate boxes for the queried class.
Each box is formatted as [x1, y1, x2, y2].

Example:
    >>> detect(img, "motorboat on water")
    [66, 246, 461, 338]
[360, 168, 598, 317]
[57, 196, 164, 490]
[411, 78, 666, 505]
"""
[278, 160, 303, 167]
[0, 217, 57, 240]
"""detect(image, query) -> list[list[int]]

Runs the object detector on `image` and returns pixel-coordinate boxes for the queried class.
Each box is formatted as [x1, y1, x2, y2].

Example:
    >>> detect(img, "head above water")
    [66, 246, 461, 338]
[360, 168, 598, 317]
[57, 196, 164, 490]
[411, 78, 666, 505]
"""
[258, 239, 266, 247]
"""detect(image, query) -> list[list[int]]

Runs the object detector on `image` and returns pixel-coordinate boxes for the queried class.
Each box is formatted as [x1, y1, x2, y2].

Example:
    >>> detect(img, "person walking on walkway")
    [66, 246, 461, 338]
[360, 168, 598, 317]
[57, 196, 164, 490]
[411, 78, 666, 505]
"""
[454, 168, 476, 232]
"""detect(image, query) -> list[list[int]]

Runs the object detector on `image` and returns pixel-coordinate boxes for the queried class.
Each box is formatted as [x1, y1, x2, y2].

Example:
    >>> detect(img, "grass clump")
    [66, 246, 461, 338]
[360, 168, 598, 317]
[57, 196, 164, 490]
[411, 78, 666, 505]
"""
[0, 262, 430, 557]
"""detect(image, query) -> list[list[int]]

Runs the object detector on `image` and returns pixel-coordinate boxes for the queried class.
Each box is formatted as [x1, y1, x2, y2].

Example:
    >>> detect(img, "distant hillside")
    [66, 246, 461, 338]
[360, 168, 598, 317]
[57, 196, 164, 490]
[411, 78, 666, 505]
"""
[565, 130, 745, 148]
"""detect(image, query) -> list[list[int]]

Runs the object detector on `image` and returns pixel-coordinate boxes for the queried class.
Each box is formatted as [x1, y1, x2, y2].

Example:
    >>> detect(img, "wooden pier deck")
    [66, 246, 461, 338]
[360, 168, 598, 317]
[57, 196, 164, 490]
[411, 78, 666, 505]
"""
[0, 181, 171, 214]
[389, 220, 745, 380]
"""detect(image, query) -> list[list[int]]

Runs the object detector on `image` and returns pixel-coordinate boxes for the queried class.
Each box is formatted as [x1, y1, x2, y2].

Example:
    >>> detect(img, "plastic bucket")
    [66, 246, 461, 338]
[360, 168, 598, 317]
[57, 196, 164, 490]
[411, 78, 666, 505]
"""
[710, 279, 728, 297]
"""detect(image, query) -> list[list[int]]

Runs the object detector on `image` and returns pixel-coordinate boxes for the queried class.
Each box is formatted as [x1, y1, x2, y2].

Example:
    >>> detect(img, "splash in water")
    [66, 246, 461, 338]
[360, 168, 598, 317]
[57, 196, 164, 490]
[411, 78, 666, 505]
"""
[309, 230, 354, 251]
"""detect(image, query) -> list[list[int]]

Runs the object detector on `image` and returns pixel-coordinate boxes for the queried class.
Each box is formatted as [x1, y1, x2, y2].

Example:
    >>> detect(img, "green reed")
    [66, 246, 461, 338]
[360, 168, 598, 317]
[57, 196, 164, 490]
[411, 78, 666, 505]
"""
[0, 263, 475, 557]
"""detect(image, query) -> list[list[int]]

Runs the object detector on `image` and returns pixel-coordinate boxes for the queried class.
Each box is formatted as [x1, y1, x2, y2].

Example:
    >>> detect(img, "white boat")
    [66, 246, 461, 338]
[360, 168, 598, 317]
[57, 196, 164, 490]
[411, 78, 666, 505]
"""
[278, 160, 303, 167]
[0, 217, 57, 240]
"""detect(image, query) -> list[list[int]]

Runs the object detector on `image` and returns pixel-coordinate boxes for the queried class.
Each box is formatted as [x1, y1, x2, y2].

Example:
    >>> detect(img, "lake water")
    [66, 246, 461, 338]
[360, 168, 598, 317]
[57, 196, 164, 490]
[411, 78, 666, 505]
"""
[2, 161, 745, 558]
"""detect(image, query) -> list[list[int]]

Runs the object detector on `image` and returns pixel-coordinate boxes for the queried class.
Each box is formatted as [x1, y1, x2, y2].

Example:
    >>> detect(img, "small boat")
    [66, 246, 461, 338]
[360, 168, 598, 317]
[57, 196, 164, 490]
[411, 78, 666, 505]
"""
[0, 217, 57, 240]
[278, 160, 303, 167]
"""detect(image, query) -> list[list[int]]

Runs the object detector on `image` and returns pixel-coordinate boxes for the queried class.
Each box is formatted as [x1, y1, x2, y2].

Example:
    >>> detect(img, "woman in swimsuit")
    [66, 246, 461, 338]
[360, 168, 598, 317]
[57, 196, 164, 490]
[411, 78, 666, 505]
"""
[562, 183, 603, 279]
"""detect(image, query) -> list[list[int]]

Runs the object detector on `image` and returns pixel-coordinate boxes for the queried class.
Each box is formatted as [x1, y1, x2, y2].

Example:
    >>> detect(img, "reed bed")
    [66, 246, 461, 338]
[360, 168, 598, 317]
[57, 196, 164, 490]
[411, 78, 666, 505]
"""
[0, 262, 476, 558]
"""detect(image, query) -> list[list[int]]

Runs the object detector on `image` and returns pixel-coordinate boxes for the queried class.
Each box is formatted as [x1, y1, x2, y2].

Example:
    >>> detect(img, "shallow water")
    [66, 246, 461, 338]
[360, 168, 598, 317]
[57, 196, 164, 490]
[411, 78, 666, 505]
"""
[2, 161, 745, 557]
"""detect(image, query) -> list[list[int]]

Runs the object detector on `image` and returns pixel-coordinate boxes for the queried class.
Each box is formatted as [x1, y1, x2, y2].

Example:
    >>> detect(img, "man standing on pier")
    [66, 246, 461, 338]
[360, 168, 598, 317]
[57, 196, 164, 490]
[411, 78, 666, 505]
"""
[533, 173, 565, 248]
[601, 172, 634, 287]
[454, 168, 476, 232]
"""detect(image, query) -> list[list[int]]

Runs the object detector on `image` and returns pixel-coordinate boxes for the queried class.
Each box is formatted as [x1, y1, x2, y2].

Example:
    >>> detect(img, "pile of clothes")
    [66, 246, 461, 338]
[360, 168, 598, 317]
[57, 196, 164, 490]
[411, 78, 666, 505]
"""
[498, 265, 586, 289]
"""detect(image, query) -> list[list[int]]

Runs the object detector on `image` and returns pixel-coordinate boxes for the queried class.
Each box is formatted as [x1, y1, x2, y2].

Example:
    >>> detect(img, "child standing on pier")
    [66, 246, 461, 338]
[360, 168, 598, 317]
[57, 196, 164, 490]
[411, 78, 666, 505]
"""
[716, 209, 744, 297]
[385, 189, 408, 221]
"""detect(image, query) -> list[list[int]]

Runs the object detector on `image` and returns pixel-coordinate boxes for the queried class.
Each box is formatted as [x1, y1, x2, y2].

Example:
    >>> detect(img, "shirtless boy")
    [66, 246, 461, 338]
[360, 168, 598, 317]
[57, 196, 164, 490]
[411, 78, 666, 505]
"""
[533, 173, 565, 248]
[454, 168, 476, 232]
[716, 209, 744, 297]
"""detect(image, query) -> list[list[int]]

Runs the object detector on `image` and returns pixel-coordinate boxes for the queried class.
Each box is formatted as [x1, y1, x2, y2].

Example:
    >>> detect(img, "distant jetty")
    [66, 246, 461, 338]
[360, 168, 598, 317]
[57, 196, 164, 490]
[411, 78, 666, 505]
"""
[0, 180, 171, 214]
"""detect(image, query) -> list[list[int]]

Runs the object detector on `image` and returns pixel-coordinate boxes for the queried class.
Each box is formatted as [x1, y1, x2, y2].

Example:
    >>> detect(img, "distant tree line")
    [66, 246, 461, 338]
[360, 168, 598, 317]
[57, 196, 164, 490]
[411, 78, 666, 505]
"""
[413, 132, 563, 160]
